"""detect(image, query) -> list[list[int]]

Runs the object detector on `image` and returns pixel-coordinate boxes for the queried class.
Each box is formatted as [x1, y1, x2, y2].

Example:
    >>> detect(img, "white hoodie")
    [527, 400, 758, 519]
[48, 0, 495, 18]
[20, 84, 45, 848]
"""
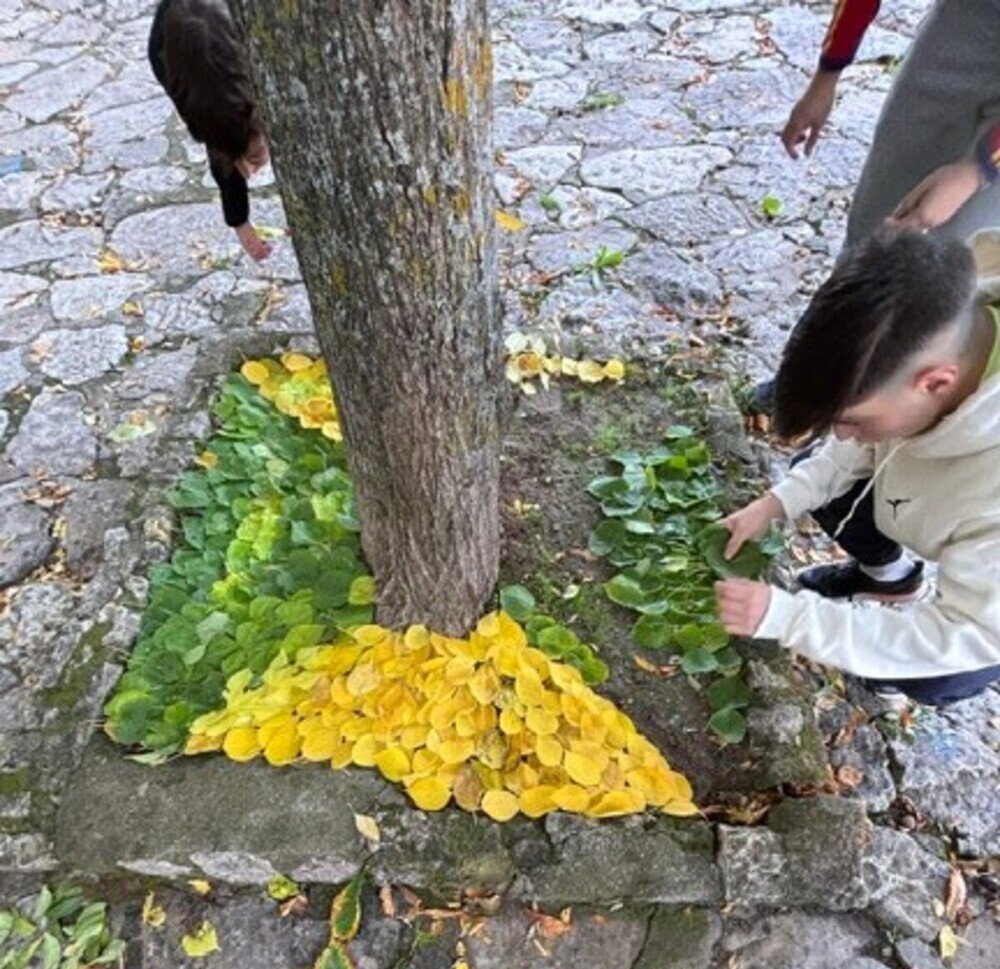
[755, 358, 1000, 680]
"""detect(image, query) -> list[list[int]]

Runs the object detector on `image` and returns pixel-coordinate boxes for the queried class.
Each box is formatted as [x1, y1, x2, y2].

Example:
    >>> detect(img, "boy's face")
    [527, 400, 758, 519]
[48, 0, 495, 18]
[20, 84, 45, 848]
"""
[831, 369, 954, 443]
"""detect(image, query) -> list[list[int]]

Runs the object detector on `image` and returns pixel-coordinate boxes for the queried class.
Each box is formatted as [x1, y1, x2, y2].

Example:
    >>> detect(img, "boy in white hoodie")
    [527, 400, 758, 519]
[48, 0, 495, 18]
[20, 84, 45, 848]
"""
[716, 229, 1000, 705]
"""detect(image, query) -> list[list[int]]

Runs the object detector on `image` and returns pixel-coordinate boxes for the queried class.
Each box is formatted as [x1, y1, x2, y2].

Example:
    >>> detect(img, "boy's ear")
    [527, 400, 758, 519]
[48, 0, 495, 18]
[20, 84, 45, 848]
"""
[913, 362, 959, 397]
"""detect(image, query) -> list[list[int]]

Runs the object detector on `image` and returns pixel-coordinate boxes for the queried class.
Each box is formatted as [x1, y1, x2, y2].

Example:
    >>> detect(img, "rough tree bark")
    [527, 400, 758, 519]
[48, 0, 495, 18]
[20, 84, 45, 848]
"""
[227, 2, 500, 635]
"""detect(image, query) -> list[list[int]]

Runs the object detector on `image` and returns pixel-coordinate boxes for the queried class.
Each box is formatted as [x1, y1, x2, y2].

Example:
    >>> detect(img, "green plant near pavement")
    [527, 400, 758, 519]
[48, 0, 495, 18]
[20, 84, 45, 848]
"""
[104, 375, 373, 758]
[586, 425, 777, 743]
[0, 885, 124, 969]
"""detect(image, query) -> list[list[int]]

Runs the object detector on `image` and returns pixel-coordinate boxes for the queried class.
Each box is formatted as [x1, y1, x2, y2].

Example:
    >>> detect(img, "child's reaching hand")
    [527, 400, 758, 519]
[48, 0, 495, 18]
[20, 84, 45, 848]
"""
[721, 494, 784, 560]
[715, 579, 771, 637]
[235, 222, 273, 262]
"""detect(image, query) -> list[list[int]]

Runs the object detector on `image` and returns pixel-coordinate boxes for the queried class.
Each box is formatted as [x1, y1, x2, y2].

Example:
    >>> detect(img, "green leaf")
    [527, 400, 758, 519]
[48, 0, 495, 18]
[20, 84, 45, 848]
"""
[538, 193, 561, 213]
[705, 675, 753, 711]
[697, 522, 770, 579]
[536, 624, 579, 656]
[32, 886, 53, 921]
[314, 943, 356, 969]
[578, 654, 609, 684]
[708, 707, 747, 744]
[347, 575, 375, 606]
[761, 194, 782, 219]
[280, 624, 327, 655]
[331, 871, 364, 942]
[40, 933, 60, 969]
[632, 615, 671, 649]
[499, 584, 536, 622]
[267, 874, 301, 902]
[680, 647, 719, 675]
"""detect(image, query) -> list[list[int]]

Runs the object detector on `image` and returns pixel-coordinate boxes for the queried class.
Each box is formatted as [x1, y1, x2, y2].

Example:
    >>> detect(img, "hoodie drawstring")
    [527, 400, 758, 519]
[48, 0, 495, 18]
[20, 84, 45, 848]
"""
[831, 440, 906, 542]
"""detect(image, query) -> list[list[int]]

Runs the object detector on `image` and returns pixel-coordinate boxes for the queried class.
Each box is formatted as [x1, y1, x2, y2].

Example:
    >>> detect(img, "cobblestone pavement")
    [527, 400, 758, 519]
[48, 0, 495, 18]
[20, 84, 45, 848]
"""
[0, 2, 998, 968]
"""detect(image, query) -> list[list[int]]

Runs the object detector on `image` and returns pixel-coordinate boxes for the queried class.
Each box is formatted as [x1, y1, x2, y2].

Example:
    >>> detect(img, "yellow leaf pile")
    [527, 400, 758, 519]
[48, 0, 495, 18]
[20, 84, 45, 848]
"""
[503, 334, 625, 394]
[185, 612, 696, 820]
[241, 353, 342, 442]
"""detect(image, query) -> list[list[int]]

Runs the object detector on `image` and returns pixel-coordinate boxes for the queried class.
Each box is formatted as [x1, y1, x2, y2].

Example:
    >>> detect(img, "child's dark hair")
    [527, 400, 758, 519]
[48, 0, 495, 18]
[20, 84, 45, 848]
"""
[160, 0, 261, 167]
[774, 228, 976, 439]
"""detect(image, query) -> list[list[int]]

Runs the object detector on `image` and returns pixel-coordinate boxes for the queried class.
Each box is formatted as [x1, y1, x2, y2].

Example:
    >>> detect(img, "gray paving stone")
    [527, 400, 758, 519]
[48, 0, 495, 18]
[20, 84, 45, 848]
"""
[671, 15, 760, 65]
[0, 346, 27, 394]
[40, 171, 114, 213]
[622, 192, 750, 244]
[502, 143, 582, 185]
[683, 69, 803, 130]
[718, 797, 871, 910]
[62, 479, 135, 578]
[467, 903, 650, 969]
[49, 275, 148, 321]
[4, 389, 96, 477]
[522, 814, 722, 905]
[0, 221, 101, 271]
[5, 581, 82, 690]
[584, 29, 659, 63]
[723, 913, 879, 969]
[863, 828, 948, 942]
[634, 907, 722, 969]
[542, 185, 630, 230]
[559, 1, 649, 27]
[623, 242, 723, 309]
[0, 480, 52, 586]
[580, 145, 731, 202]
[494, 106, 551, 149]
[525, 222, 638, 275]
[895, 937, 947, 969]
[890, 694, 1000, 856]
[0, 273, 49, 318]
[38, 325, 128, 386]
[952, 915, 1000, 969]
[0, 121, 80, 175]
[0, 170, 47, 222]
[5, 54, 110, 123]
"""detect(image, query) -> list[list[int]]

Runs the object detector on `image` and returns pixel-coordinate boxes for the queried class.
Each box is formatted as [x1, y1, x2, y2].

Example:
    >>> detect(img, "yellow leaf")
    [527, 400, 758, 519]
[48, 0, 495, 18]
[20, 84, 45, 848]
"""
[406, 775, 451, 811]
[141, 891, 165, 928]
[351, 734, 379, 767]
[603, 359, 626, 381]
[526, 707, 559, 736]
[587, 789, 644, 818]
[354, 813, 381, 844]
[576, 360, 606, 383]
[495, 209, 527, 232]
[181, 921, 220, 958]
[481, 789, 520, 822]
[939, 925, 959, 962]
[241, 360, 271, 385]
[194, 450, 218, 470]
[97, 247, 126, 273]
[553, 784, 591, 812]
[438, 738, 475, 765]
[452, 765, 484, 811]
[188, 879, 212, 896]
[281, 351, 314, 372]
[662, 798, 701, 818]
[519, 785, 559, 819]
[301, 726, 341, 762]
[346, 664, 380, 697]
[535, 734, 563, 768]
[263, 723, 301, 765]
[222, 726, 261, 762]
[564, 750, 602, 787]
[373, 747, 410, 782]
[122, 299, 144, 317]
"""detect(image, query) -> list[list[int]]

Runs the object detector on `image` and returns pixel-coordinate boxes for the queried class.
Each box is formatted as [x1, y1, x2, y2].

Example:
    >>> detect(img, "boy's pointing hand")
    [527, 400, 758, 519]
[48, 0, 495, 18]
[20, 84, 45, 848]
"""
[715, 579, 771, 637]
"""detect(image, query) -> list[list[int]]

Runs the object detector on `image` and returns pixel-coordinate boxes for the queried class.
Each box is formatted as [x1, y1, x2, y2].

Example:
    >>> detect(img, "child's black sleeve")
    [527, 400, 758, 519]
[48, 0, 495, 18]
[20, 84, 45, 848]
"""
[209, 157, 250, 228]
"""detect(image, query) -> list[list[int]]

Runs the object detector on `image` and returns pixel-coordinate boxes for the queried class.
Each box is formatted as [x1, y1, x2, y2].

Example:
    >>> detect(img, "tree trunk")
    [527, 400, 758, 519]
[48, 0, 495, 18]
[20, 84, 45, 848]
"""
[228, 1, 499, 635]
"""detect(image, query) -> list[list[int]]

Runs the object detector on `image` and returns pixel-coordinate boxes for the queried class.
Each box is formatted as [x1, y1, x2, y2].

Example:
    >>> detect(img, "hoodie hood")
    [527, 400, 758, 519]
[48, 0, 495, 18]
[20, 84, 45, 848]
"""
[903, 370, 1000, 460]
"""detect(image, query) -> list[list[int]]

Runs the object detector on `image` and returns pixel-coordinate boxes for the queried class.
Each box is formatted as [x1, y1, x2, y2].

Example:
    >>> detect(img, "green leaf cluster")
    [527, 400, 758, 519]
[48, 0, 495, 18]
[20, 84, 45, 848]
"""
[586, 426, 772, 743]
[0, 885, 125, 969]
[499, 585, 609, 685]
[105, 376, 373, 755]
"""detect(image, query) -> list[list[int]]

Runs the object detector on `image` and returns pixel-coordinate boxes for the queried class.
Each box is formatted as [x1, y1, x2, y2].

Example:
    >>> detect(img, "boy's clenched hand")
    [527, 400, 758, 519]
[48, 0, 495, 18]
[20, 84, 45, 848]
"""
[714, 579, 772, 637]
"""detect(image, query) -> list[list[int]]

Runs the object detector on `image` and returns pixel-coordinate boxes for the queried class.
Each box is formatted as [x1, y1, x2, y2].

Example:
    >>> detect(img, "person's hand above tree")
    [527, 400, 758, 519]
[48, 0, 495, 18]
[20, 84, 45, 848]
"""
[781, 70, 840, 159]
[235, 222, 273, 261]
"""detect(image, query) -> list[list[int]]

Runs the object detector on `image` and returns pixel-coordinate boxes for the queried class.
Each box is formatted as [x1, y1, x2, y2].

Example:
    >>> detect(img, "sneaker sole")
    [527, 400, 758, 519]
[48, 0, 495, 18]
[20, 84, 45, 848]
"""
[852, 580, 927, 604]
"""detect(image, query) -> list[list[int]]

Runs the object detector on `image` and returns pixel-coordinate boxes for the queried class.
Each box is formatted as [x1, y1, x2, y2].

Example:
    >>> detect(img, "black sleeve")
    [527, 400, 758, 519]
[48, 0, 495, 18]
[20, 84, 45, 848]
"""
[209, 157, 250, 228]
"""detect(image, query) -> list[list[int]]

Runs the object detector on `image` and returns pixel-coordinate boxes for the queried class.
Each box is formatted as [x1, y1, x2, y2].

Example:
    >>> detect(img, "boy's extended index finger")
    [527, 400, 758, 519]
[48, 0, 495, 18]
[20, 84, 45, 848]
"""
[722, 520, 743, 560]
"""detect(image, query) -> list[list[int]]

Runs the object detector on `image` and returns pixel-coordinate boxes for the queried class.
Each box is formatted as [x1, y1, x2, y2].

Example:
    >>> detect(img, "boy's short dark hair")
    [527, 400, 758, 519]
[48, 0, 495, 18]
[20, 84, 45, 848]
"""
[161, 0, 261, 166]
[774, 228, 977, 439]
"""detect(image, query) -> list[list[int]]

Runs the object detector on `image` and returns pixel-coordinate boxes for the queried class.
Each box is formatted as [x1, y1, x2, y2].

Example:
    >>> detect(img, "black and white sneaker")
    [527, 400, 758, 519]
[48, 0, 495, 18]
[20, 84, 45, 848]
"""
[797, 560, 925, 602]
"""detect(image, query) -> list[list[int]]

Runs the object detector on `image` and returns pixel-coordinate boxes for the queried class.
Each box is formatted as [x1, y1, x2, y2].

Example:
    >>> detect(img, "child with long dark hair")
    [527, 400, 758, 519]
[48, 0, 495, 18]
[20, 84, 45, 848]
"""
[148, 0, 272, 261]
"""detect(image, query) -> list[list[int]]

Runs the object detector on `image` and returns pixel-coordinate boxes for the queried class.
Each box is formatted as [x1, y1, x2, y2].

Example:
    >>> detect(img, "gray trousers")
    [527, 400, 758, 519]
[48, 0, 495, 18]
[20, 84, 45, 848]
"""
[848, 0, 1000, 245]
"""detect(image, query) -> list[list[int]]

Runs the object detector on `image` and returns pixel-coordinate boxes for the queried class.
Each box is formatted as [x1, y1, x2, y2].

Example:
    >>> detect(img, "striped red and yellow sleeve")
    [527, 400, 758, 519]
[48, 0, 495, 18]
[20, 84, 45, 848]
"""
[819, 0, 882, 72]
